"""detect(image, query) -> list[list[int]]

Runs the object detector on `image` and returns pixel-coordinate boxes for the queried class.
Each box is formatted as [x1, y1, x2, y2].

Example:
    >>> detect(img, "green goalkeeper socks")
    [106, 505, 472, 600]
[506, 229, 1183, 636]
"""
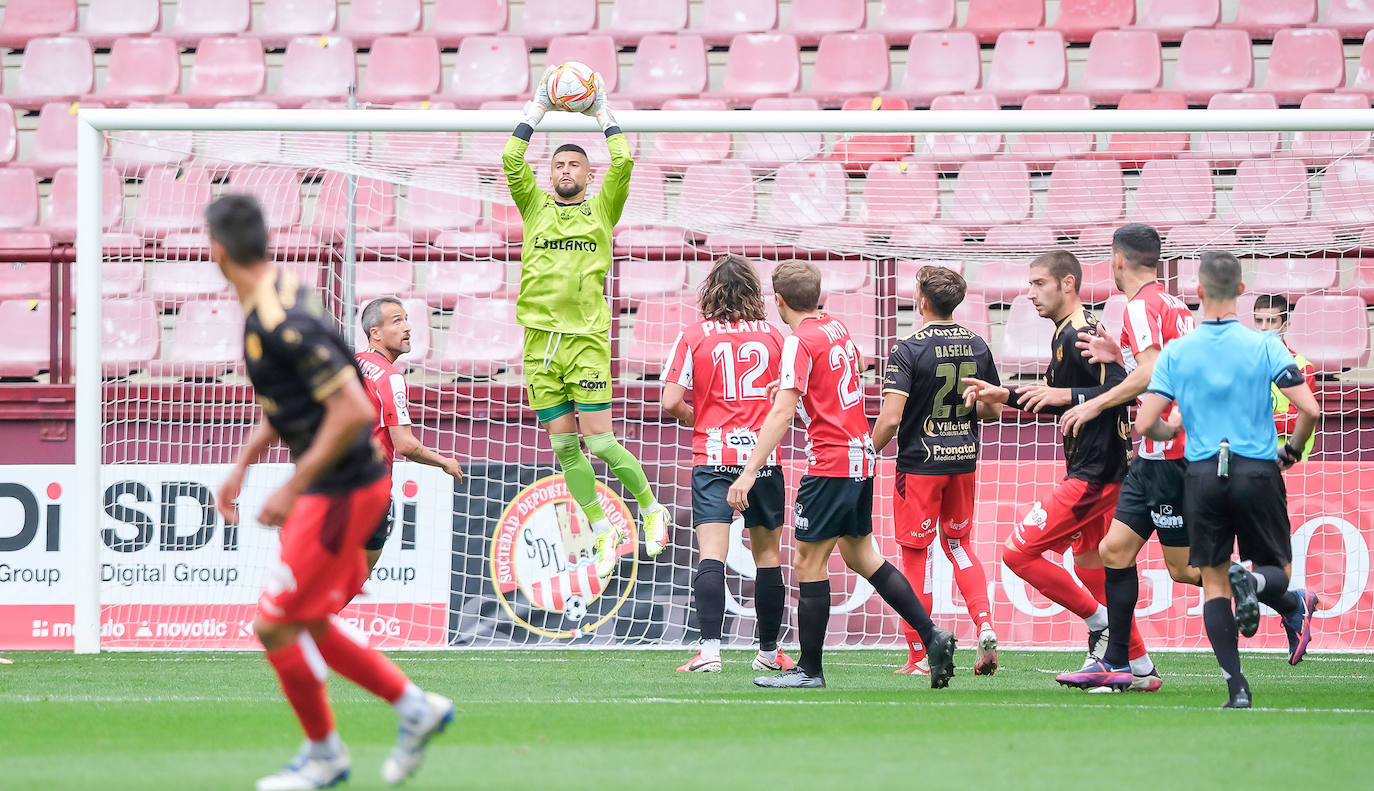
[548, 432, 608, 524]
[584, 432, 656, 509]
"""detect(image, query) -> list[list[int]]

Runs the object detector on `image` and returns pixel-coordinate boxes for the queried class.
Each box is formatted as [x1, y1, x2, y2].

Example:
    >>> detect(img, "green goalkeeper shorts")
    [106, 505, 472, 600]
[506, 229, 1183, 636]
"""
[523, 328, 613, 418]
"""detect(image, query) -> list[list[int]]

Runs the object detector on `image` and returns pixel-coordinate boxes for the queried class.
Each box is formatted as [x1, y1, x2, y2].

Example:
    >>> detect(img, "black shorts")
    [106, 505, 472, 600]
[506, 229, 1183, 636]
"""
[1115, 457, 1189, 547]
[364, 498, 393, 551]
[691, 465, 785, 529]
[1184, 455, 1293, 569]
[794, 475, 874, 543]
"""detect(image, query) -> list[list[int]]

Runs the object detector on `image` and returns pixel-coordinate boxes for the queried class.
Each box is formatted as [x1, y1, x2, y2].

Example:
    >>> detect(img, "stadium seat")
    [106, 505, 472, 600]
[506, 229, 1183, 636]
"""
[1054, 0, 1135, 42]
[431, 229, 512, 259]
[0, 105, 15, 166]
[1097, 294, 1129, 338]
[708, 34, 801, 108]
[1167, 225, 1240, 301]
[1315, 159, 1374, 228]
[764, 161, 848, 226]
[223, 166, 302, 229]
[985, 31, 1067, 106]
[149, 299, 244, 378]
[358, 36, 441, 103]
[613, 226, 695, 259]
[1168, 29, 1254, 104]
[256, 0, 338, 48]
[679, 162, 756, 228]
[606, 0, 687, 45]
[435, 295, 521, 376]
[460, 100, 547, 171]
[619, 163, 668, 227]
[822, 290, 878, 361]
[803, 33, 891, 108]
[1344, 32, 1374, 94]
[619, 257, 689, 300]
[889, 223, 964, 255]
[101, 298, 161, 377]
[813, 257, 869, 294]
[170, 0, 250, 45]
[1262, 223, 1336, 253]
[340, 0, 421, 46]
[1289, 93, 1373, 166]
[999, 296, 1053, 375]
[444, 36, 530, 107]
[395, 169, 482, 242]
[428, 0, 508, 47]
[1133, 0, 1222, 41]
[41, 166, 122, 243]
[983, 223, 1056, 251]
[1288, 295, 1371, 373]
[895, 258, 965, 301]
[314, 172, 395, 240]
[625, 294, 699, 375]
[947, 160, 1031, 230]
[0, 168, 39, 231]
[888, 31, 980, 107]
[1079, 31, 1162, 105]
[1230, 158, 1310, 228]
[418, 258, 505, 308]
[96, 38, 182, 105]
[733, 97, 824, 167]
[1076, 255, 1115, 304]
[695, 0, 777, 46]
[353, 258, 416, 303]
[274, 36, 357, 108]
[1045, 160, 1124, 233]
[181, 37, 267, 106]
[962, 0, 1043, 44]
[109, 102, 194, 174]
[784, 0, 865, 47]
[827, 97, 915, 173]
[916, 93, 1003, 167]
[28, 102, 104, 178]
[12, 38, 94, 111]
[1188, 93, 1279, 167]
[1225, 0, 1316, 38]
[132, 166, 213, 238]
[1130, 158, 1215, 228]
[971, 254, 1039, 304]
[1093, 92, 1189, 168]
[620, 34, 708, 108]
[0, 0, 77, 49]
[518, 0, 596, 49]
[1004, 93, 1094, 172]
[648, 99, 731, 168]
[145, 254, 229, 307]
[0, 299, 52, 377]
[544, 35, 619, 94]
[876, 0, 956, 46]
[79, 0, 161, 46]
[368, 101, 462, 173]
[195, 100, 282, 169]
[1346, 258, 1374, 303]
[1249, 255, 1338, 299]
[1263, 28, 1345, 104]
[1324, 0, 1374, 39]
[0, 233, 53, 299]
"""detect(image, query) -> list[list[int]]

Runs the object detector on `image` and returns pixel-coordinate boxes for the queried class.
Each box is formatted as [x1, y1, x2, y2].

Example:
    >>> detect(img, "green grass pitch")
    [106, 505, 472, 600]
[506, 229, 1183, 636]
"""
[2, 649, 1371, 790]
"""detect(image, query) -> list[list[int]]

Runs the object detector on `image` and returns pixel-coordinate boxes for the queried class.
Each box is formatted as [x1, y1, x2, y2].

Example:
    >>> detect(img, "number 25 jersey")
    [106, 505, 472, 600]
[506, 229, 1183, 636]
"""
[778, 315, 877, 478]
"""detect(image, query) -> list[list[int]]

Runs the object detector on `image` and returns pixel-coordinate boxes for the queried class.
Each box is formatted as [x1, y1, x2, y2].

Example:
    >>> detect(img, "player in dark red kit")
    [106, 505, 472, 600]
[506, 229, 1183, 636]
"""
[727, 260, 956, 690]
[207, 195, 452, 790]
[662, 254, 795, 674]
[872, 266, 1001, 676]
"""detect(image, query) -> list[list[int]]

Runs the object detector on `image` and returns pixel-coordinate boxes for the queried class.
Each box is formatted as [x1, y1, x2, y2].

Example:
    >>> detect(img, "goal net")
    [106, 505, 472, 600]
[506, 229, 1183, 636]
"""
[37, 106, 1374, 653]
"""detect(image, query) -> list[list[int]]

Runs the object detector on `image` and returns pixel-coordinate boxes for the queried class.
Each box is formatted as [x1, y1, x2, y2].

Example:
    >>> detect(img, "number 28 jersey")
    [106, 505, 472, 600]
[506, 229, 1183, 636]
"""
[663, 318, 784, 467]
[779, 315, 877, 478]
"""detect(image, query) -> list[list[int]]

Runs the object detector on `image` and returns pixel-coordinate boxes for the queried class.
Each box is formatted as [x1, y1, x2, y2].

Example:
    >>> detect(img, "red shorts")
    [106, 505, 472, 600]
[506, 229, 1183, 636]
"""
[893, 471, 975, 549]
[1011, 478, 1122, 557]
[257, 474, 391, 624]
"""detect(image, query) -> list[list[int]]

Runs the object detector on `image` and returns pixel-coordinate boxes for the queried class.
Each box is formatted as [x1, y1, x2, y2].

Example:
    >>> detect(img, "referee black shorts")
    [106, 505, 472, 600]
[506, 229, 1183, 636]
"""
[1183, 455, 1293, 570]
[794, 475, 874, 543]
[364, 497, 394, 552]
[1115, 457, 1189, 548]
[691, 465, 785, 529]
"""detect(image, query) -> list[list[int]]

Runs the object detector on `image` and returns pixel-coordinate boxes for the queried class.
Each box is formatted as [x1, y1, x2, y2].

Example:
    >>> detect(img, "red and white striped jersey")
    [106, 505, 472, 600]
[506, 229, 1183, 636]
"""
[1120, 281, 1194, 461]
[778, 314, 877, 478]
[663, 318, 784, 467]
[355, 348, 411, 463]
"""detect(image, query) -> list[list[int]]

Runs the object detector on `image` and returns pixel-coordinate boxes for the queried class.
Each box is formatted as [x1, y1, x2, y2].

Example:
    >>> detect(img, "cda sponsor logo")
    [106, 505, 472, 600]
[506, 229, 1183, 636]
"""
[490, 476, 635, 638]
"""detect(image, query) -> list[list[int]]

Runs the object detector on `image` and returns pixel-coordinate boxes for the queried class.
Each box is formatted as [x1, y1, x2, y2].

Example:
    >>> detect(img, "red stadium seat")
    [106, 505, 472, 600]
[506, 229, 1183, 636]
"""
[764, 161, 848, 226]
[1168, 29, 1254, 104]
[680, 162, 756, 228]
[102, 298, 161, 377]
[695, 0, 777, 46]
[418, 258, 505, 308]
[1230, 158, 1310, 228]
[518, 0, 596, 49]
[0, 104, 15, 165]
[1130, 158, 1216, 228]
[274, 36, 356, 108]
[224, 166, 302, 229]
[1055, 0, 1135, 42]
[150, 299, 243, 378]
[963, 0, 1043, 44]
[708, 34, 800, 108]
[80, 0, 161, 46]
[804, 33, 892, 108]
[828, 97, 914, 173]
[876, 0, 956, 46]
[340, 0, 421, 46]
[0, 299, 52, 377]
[784, 0, 865, 47]
[649, 99, 731, 168]
[1263, 28, 1345, 104]
[358, 35, 441, 103]
[42, 166, 123, 243]
[97, 38, 182, 104]
[1347, 258, 1374, 303]
[432, 229, 512, 259]
[1344, 32, 1374, 94]
[889, 31, 980, 107]
[1288, 295, 1371, 373]
[109, 102, 194, 174]
[1079, 31, 1161, 105]
[1188, 93, 1279, 167]
[0, 0, 77, 49]
[1044, 160, 1124, 233]
[170, 0, 250, 45]
[607, 0, 687, 45]
[314, 172, 395, 240]
[1262, 223, 1336, 253]
[0, 168, 39, 231]
[436, 296, 522, 376]
[428, 0, 508, 47]
[28, 102, 101, 178]
[1134, 0, 1221, 41]
[947, 160, 1031, 230]
[999, 296, 1054, 374]
[12, 38, 94, 111]
[822, 289, 878, 362]
[985, 30, 1067, 106]
[625, 294, 699, 375]
[734, 97, 824, 167]
[1005, 93, 1095, 171]
[445, 35, 530, 107]
[182, 37, 267, 106]
[396, 169, 482, 242]
[132, 165, 213, 238]
[256, 0, 338, 48]
[1315, 159, 1374, 228]
[916, 93, 1003, 167]
[1225, 0, 1316, 39]
[620, 34, 708, 108]
[1324, 0, 1374, 39]
[1094, 92, 1189, 168]
[545, 35, 619, 93]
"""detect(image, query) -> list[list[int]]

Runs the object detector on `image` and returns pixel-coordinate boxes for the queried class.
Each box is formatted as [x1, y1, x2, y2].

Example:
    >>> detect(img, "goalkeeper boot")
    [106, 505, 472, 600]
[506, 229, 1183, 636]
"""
[641, 503, 671, 557]
[752, 648, 796, 672]
[926, 628, 957, 689]
[677, 651, 722, 673]
[381, 692, 454, 786]
[974, 624, 998, 676]
[1229, 563, 1261, 639]
[1055, 658, 1132, 690]
[1221, 688, 1252, 709]
[754, 666, 825, 689]
[256, 742, 350, 791]
[1282, 590, 1319, 665]
[593, 523, 629, 579]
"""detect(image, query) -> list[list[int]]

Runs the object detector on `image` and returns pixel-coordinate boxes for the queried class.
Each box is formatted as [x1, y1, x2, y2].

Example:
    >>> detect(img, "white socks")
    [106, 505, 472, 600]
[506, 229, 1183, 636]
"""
[591, 518, 614, 535]
[1250, 569, 1268, 593]
[1129, 654, 1154, 676]
[1085, 606, 1108, 631]
[308, 731, 343, 758]
[393, 682, 429, 723]
[700, 638, 721, 658]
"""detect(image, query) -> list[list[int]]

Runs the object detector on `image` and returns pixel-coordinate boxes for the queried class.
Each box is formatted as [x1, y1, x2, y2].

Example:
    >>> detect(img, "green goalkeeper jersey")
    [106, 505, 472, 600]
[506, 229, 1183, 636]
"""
[503, 128, 633, 336]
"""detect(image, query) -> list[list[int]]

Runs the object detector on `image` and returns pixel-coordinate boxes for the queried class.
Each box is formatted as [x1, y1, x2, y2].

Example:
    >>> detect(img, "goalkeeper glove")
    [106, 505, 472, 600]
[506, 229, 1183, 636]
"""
[522, 65, 557, 128]
[581, 73, 617, 131]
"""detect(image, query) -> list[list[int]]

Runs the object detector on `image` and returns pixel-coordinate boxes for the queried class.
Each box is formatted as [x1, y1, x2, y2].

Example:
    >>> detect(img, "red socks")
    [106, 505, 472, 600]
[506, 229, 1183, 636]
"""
[314, 619, 409, 704]
[1004, 545, 1101, 619]
[266, 638, 334, 741]
[899, 546, 931, 660]
[941, 537, 992, 629]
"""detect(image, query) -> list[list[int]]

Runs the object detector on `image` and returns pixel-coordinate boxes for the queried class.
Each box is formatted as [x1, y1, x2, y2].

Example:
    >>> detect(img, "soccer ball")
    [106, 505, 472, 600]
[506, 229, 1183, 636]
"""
[547, 61, 600, 113]
[563, 596, 588, 622]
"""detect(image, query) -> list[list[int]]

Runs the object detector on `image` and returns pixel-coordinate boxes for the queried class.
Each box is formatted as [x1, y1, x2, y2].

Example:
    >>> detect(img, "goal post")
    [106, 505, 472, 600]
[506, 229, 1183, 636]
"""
[63, 106, 1374, 654]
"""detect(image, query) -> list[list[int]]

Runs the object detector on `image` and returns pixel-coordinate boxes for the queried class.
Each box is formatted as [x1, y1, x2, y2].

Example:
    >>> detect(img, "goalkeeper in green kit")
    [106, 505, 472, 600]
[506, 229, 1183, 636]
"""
[504, 67, 669, 578]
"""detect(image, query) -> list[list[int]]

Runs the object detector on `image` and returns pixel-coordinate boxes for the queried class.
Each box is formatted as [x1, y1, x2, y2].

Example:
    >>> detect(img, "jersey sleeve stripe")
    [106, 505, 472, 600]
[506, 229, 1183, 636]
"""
[311, 366, 355, 402]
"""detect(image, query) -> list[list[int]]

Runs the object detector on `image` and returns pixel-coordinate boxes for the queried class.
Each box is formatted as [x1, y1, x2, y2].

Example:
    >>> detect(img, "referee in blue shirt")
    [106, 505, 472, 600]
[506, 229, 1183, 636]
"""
[1135, 251, 1320, 709]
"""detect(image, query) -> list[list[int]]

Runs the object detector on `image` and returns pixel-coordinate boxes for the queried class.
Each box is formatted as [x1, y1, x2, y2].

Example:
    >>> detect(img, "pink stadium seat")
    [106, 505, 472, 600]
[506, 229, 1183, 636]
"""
[963, 0, 1044, 44]
[275, 36, 356, 107]
[1165, 225, 1240, 301]
[1288, 295, 1370, 373]
[150, 299, 243, 378]
[358, 35, 440, 103]
[764, 161, 848, 226]
[519, 0, 596, 49]
[621, 34, 708, 108]
[368, 101, 461, 173]
[950, 293, 991, 341]
[709, 34, 800, 108]
[1230, 158, 1310, 227]
[1055, 0, 1135, 42]
[1097, 294, 1129, 338]
[917, 93, 1003, 167]
[983, 223, 1056, 251]
[734, 97, 824, 167]
[1347, 259, 1374, 303]
[625, 294, 698, 375]
[1005, 93, 1095, 171]
[680, 162, 756, 228]
[1263, 28, 1345, 104]
[109, 102, 194, 174]
[0, 299, 52, 377]
[182, 37, 267, 106]
[889, 31, 980, 106]
[828, 97, 915, 173]
[224, 166, 302, 229]
[396, 169, 482, 242]
[785, 0, 865, 46]
[1094, 93, 1189, 168]
[607, 0, 687, 45]
[197, 100, 282, 168]
[13, 38, 94, 111]
[1189, 93, 1279, 167]
[1134, 0, 1221, 41]
[445, 35, 530, 107]
[619, 257, 689, 300]
[256, 0, 338, 48]
[1262, 223, 1336, 252]
[1345, 32, 1374, 94]
[1168, 29, 1254, 104]
[985, 31, 1067, 105]
[1080, 31, 1162, 105]
[695, 0, 777, 46]
[947, 160, 1031, 230]
[101, 298, 160, 377]
[545, 35, 619, 93]
[0, 105, 15, 165]
[1291, 93, 1374, 165]
[859, 161, 938, 226]
[1045, 160, 1124, 232]
[649, 99, 731, 168]
[0, 0, 77, 49]
[146, 256, 229, 306]
[460, 100, 547, 171]
[132, 166, 213, 238]
[613, 226, 694, 259]
[822, 290, 878, 361]
[418, 258, 505, 308]
[876, 0, 955, 46]
[435, 296, 521, 375]
[429, 0, 507, 47]
[1248, 256, 1338, 300]
[1316, 159, 1374, 227]
[353, 258, 415, 303]
[80, 0, 161, 46]
[341, 0, 421, 46]
[965, 255, 1030, 304]
[0, 232, 54, 299]
[28, 102, 100, 178]
[1324, 0, 1374, 39]
[97, 38, 181, 104]
[0, 168, 39, 231]
[1077, 257, 1114, 304]
[171, 0, 250, 45]
[42, 166, 123, 243]
[813, 257, 869, 294]
[999, 296, 1054, 374]
[804, 33, 891, 108]
[431, 229, 511, 259]
[1225, 0, 1316, 38]
[619, 163, 668, 227]
[314, 173, 395, 240]
[1130, 159, 1215, 228]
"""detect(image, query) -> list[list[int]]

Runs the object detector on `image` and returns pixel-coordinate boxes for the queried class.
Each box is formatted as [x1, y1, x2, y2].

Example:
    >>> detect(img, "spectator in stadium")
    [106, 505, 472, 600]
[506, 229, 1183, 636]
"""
[1253, 294, 1318, 458]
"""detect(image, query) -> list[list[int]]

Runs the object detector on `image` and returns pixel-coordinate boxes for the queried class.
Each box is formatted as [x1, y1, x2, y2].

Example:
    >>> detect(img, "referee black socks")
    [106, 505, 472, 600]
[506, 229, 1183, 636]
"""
[754, 566, 785, 653]
[1203, 597, 1249, 700]
[797, 580, 831, 677]
[1103, 566, 1138, 668]
[1252, 565, 1302, 617]
[868, 561, 936, 649]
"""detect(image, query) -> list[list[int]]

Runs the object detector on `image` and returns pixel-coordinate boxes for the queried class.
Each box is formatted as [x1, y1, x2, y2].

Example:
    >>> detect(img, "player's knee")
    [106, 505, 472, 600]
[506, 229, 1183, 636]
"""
[1166, 563, 1200, 586]
[1002, 542, 1032, 573]
[1098, 532, 1134, 567]
[253, 615, 292, 650]
[583, 431, 621, 460]
[548, 431, 581, 456]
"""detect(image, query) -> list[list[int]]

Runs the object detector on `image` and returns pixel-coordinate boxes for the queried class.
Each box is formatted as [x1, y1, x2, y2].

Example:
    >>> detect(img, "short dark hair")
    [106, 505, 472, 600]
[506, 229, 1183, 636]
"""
[1199, 250, 1242, 301]
[1030, 250, 1082, 293]
[918, 265, 966, 317]
[205, 194, 268, 265]
[1254, 293, 1290, 321]
[1112, 223, 1161, 270]
[552, 143, 588, 160]
[699, 254, 766, 322]
[361, 297, 404, 338]
[771, 259, 822, 312]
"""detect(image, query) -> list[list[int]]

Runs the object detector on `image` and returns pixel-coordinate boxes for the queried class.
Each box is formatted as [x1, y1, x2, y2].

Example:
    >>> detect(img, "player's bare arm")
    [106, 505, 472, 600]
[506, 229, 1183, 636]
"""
[872, 391, 906, 452]
[727, 387, 799, 511]
[660, 382, 694, 427]
[217, 416, 280, 525]
[387, 424, 464, 481]
[1134, 392, 1179, 443]
[1062, 345, 1159, 436]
